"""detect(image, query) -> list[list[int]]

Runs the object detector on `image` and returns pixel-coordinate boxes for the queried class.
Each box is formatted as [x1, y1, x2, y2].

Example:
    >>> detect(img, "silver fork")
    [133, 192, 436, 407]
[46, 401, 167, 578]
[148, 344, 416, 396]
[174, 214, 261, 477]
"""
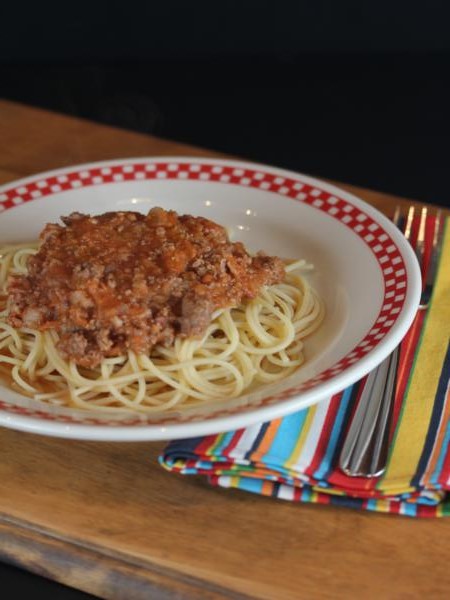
[339, 205, 444, 478]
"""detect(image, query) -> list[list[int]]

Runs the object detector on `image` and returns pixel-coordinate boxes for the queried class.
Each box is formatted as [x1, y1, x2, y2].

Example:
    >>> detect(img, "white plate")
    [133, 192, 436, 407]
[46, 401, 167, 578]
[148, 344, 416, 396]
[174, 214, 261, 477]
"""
[0, 157, 421, 440]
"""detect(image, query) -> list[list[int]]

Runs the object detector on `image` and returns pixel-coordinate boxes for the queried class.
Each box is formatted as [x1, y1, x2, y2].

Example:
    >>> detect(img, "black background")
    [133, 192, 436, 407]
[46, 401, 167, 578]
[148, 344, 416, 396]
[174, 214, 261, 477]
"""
[0, 1, 449, 597]
[1, 1, 450, 206]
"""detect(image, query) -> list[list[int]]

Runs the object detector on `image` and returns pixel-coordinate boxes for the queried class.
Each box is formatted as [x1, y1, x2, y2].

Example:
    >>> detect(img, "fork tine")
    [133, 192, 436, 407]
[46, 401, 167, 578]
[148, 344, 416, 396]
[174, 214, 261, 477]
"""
[420, 209, 444, 309]
[392, 205, 402, 228]
[415, 206, 427, 268]
[433, 210, 443, 248]
[404, 205, 415, 240]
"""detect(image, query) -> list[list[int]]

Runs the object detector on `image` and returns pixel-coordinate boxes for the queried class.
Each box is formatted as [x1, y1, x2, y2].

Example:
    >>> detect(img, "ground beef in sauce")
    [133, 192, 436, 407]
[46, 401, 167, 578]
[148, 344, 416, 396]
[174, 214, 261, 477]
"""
[7, 208, 285, 367]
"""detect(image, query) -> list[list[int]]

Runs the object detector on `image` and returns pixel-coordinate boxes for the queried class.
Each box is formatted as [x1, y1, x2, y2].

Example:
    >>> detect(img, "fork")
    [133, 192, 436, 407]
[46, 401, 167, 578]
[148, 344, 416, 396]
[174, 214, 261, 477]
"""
[339, 205, 444, 478]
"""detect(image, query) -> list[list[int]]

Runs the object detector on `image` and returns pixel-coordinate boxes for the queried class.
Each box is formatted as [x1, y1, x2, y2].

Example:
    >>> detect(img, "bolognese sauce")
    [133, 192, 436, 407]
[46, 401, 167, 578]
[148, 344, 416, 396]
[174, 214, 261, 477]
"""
[7, 208, 285, 367]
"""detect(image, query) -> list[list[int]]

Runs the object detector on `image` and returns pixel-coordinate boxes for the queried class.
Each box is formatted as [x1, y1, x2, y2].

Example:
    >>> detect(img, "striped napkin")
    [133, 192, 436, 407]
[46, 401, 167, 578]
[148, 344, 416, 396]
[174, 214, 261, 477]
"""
[160, 216, 450, 517]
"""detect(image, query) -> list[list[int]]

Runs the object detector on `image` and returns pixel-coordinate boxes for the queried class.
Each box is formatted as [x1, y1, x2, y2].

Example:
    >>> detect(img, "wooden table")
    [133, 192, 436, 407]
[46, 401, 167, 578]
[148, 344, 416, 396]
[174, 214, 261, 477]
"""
[0, 99, 448, 600]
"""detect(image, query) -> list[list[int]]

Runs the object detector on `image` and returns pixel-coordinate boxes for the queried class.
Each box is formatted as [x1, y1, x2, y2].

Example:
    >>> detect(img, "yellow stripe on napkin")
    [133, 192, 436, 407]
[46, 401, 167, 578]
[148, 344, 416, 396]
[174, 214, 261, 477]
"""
[284, 404, 317, 469]
[384, 222, 450, 488]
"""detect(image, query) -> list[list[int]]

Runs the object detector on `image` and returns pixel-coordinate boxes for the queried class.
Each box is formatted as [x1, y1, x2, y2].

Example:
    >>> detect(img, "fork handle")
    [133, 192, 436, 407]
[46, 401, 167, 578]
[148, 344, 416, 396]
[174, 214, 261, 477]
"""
[339, 346, 399, 477]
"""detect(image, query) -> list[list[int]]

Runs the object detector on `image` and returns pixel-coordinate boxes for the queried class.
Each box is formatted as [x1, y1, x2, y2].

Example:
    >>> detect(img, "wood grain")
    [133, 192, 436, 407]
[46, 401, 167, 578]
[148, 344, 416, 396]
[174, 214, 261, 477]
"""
[0, 98, 449, 600]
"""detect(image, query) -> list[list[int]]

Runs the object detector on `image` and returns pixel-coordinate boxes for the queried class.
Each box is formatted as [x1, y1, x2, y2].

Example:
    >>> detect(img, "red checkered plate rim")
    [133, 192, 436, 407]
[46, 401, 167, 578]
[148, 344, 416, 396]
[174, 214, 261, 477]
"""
[0, 157, 421, 440]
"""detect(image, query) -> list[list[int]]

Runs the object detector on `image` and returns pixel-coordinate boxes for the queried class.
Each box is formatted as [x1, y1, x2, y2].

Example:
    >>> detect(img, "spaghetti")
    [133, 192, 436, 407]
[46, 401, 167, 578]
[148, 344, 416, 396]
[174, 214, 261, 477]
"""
[0, 244, 324, 414]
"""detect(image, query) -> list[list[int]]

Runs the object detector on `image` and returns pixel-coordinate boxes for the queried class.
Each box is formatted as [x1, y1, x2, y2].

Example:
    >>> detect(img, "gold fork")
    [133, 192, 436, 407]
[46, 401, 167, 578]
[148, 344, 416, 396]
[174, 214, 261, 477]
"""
[339, 206, 444, 478]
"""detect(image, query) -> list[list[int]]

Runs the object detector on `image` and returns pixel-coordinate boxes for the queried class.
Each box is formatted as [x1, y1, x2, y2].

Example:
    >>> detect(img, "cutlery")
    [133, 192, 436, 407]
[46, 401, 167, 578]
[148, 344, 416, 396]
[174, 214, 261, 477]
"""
[339, 206, 443, 477]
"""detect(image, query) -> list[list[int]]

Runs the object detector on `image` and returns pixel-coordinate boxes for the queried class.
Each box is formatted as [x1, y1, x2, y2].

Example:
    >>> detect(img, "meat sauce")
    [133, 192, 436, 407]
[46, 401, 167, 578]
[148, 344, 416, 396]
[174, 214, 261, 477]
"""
[7, 208, 285, 367]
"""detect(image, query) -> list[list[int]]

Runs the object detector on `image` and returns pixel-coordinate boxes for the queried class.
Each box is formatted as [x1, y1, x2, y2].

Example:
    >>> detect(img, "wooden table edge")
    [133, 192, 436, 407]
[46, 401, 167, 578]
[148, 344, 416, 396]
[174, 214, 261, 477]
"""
[0, 515, 253, 600]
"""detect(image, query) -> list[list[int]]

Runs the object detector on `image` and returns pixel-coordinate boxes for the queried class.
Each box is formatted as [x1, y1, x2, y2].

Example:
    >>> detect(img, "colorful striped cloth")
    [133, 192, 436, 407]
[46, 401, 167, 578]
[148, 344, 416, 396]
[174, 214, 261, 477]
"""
[160, 216, 450, 517]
